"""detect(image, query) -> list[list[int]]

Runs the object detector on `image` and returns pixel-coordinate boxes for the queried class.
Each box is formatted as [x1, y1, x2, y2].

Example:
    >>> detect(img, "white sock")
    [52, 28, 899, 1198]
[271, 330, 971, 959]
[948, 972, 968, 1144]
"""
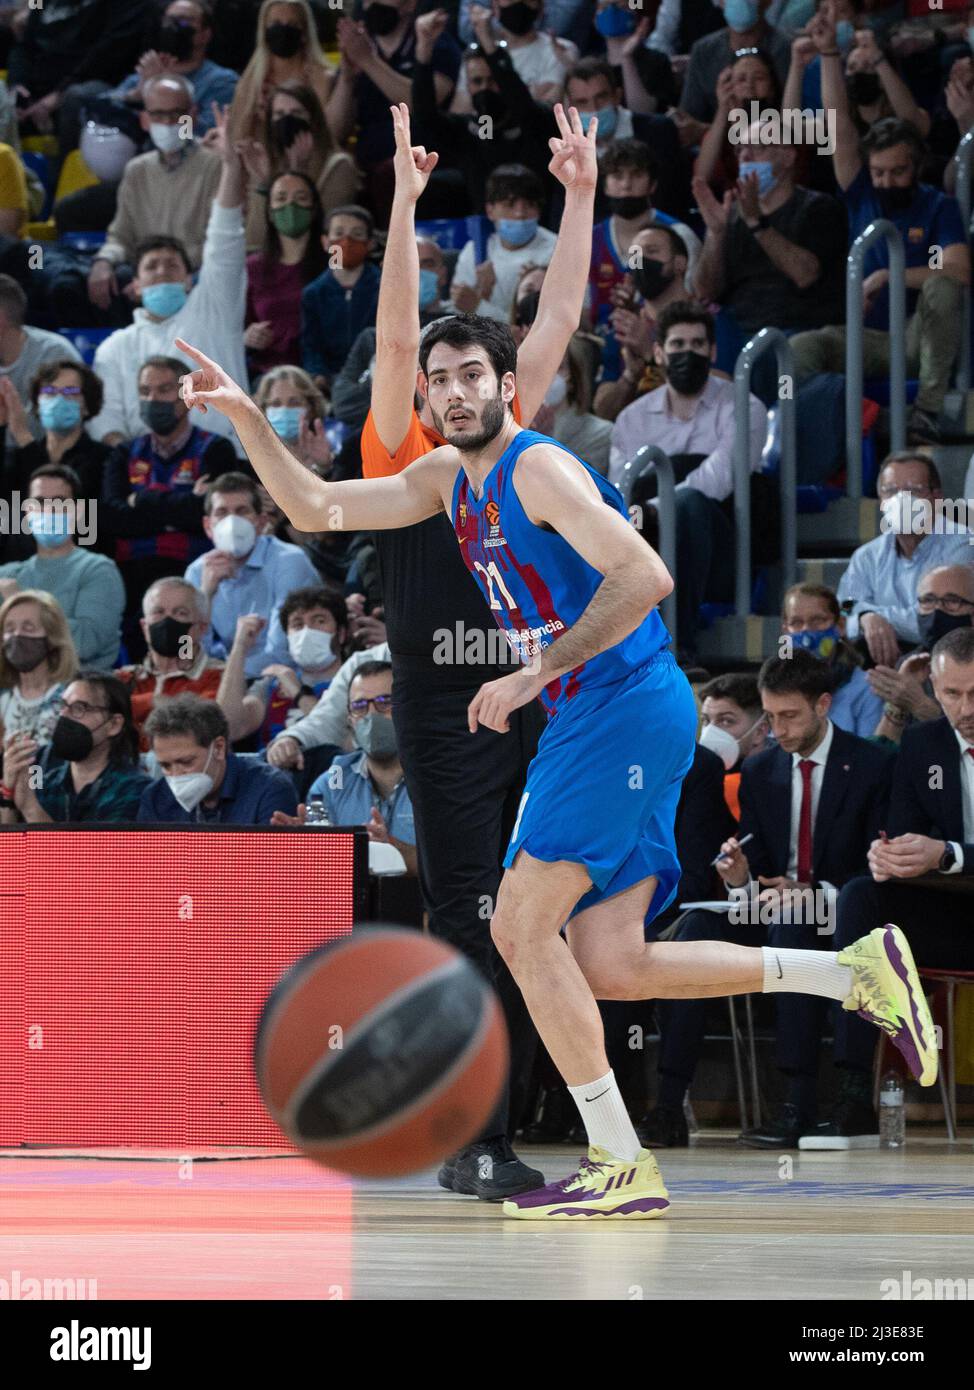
[761, 947, 852, 1001]
[567, 1070, 641, 1162]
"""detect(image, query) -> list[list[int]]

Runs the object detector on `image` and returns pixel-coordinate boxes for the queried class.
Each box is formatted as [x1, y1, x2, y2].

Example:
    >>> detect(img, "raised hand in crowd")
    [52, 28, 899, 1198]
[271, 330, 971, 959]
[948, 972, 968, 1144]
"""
[415, 8, 450, 62]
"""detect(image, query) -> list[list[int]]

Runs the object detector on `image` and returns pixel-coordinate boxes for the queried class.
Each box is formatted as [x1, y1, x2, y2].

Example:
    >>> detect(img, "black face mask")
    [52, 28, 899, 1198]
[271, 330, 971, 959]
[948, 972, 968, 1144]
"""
[472, 88, 506, 124]
[51, 715, 95, 762]
[917, 609, 973, 650]
[157, 22, 196, 61]
[665, 349, 710, 396]
[265, 21, 304, 58]
[608, 195, 648, 221]
[140, 399, 181, 436]
[363, 2, 401, 35]
[875, 183, 916, 214]
[847, 71, 882, 106]
[272, 112, 311, 149]
[148, 616, 194, 659]
[633, 258, 673, 301]
[2, 633, 49, 673]
[514, 289, 540, 327]
[499, 1, 538, 34]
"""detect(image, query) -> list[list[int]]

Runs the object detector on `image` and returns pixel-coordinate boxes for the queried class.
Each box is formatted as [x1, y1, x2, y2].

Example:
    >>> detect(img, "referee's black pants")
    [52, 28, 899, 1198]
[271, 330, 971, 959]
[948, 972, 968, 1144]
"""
[393, 664, 547, 1141]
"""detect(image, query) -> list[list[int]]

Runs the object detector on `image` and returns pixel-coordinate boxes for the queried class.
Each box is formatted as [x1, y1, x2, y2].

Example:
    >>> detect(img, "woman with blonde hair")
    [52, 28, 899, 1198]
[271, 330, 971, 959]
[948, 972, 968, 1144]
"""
[0, 590, 78, 747]
[228, 0, 336, 146]
[253, 365, 332, 524]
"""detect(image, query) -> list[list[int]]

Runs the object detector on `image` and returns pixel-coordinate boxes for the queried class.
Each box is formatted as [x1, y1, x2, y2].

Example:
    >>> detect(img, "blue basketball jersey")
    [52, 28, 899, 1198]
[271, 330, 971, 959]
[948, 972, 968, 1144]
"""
[450, 428, 671, 717]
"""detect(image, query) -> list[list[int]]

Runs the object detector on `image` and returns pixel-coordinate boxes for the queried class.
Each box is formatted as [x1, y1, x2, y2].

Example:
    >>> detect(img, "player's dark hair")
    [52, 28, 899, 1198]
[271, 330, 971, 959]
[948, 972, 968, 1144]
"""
[144, 692, 229, 747]
[758, 649, 834, 702]
[566, 57, 618, 95]
[29, 463, 82, 499]
[76, 670, 141, 765]
[204, 472, 262, 515]
[134, 235, 192, 276]
[279, 586, 347, 642]
[657, 300, 716, 347]
[418, 313, 518, 387]
[932, 626, 974, 666]
[640, 223, 688, 264]
[699, 672, 761, 714]
[600, 138, 659, 183]
[326, 203, 374, 239]
[350, 660, 393, 685]
[485, 163, 543, 208]
[859, 117, 925, 171]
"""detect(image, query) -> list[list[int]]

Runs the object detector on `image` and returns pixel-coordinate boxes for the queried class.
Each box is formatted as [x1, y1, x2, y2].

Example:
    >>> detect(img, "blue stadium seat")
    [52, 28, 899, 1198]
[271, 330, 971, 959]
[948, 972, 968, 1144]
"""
[863, 377, 920, 407]
[416, 215, 490, 256]
[57, 326, 114, 365]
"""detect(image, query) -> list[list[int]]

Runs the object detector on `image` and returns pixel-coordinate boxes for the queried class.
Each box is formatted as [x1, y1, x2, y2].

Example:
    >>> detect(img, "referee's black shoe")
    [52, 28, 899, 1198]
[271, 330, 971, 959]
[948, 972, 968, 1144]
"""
[437, 1136, 545, 1201]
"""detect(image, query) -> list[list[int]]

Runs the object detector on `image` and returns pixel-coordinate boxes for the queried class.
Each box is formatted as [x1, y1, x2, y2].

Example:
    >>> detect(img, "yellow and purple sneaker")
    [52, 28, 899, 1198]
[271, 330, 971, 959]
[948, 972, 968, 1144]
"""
[838, 925, 938, 1086]
[501, 1146, 669, 1220]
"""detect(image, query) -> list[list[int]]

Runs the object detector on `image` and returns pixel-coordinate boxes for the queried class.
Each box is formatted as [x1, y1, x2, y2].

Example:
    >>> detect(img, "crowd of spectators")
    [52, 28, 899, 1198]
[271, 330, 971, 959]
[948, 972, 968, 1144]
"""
[0, 0, 972, 1145]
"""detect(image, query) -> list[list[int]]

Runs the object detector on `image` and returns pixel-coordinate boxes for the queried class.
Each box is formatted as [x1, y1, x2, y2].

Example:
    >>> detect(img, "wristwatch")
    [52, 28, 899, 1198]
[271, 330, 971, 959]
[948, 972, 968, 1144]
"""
[746, 213, 771, 233]
[938, 843, 957, 873]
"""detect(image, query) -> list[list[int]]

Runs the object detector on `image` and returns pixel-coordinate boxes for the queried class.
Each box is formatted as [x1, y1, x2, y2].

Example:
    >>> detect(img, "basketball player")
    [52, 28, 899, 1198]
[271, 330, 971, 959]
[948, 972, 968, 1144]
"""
[176, 196, 937, 1234]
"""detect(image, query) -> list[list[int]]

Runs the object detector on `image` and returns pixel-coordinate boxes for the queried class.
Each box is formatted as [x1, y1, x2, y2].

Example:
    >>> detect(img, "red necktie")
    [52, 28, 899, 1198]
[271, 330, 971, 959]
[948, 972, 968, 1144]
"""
[797, 759, 815, 883]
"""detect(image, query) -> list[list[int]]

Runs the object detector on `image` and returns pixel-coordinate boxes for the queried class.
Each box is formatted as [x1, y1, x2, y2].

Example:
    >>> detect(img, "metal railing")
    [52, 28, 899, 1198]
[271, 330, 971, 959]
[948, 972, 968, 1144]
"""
[618, 444, 677, 634]
[953, 128, 973, 394]
[846, 220, 906, 496]
[733, 328, 797, 614]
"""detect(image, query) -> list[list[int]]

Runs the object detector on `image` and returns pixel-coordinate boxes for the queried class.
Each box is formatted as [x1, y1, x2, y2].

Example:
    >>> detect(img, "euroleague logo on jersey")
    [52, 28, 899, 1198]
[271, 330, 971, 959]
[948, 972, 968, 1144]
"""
[483, 499, 506, 549]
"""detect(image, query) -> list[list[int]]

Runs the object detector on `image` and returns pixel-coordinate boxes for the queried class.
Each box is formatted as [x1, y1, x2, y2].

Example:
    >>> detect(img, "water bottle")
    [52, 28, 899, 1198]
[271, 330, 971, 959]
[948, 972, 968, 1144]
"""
[304, 796, 331, 827]
[682, 1093, 697, 1137]
[879, 1070, 905, 1148]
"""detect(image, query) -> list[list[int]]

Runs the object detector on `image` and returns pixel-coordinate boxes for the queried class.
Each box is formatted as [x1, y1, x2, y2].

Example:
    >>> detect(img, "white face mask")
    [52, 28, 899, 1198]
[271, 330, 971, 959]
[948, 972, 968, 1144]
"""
[166, 744, 216, 812]
[211, 514, 257, 558]
[288, 625, 334, 669]
[150, 122, 187, 155]
[543, 373, 568, 409]
[699, 721, 740, 771]
[880, 489, 930, 538]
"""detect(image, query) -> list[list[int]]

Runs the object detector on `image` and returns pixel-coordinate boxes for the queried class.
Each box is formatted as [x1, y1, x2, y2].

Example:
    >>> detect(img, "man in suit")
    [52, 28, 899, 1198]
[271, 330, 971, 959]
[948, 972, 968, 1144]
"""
[833, 625, 974, 1087]
[642, 649, 895, 1149]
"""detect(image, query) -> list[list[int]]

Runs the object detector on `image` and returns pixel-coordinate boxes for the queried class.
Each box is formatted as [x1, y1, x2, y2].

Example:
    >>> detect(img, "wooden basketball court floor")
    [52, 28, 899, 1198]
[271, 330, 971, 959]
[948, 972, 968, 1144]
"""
[2, 1136, 972, 1300]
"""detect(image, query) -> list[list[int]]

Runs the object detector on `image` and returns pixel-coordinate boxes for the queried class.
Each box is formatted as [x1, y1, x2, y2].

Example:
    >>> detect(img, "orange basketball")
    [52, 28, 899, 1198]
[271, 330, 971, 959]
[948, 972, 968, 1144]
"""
[254, 927, 509, 1177]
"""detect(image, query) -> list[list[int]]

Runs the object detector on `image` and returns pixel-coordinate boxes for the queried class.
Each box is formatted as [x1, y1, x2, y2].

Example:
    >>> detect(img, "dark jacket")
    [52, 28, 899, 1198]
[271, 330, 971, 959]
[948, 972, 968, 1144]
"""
[889, 716, 974, 872]
[301, 262, 381, 382]
[668, 743, 738, 917]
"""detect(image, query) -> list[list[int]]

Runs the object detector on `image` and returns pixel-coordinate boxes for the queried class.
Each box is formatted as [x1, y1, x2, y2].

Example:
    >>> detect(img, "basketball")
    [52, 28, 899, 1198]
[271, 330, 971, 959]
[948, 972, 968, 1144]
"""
[253, 927, 509, 1177]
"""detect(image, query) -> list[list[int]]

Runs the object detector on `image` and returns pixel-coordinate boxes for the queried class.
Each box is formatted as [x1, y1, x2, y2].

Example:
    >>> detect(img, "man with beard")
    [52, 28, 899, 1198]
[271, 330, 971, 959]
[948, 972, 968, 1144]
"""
[176, 311, 939, 1222]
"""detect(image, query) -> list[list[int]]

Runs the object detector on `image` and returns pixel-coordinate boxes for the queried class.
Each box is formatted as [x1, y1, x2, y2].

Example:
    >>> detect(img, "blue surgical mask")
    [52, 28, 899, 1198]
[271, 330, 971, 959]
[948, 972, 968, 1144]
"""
[595, 5, 636, 36]
[580, 106, 618, 140]
[836, 19, 855, 52]
[723, 0, 759, 30]
[496, 217, 538, 247]
[141, 280, 188, 318]
[791, 626, 841, 660]
[419, 268, 439, 308]
[266, 405, 304, 441]
[738, 159, 776, 197]
[31, 512, 73, 548]
[38, 396, 82, 433]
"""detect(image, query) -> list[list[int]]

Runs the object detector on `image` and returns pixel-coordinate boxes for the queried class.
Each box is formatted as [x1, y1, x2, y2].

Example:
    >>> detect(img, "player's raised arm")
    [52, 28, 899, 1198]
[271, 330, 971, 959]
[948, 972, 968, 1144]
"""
[515, 445, 673, 681]
[176, 340, 447, 531]
[515, 104, 597, 426]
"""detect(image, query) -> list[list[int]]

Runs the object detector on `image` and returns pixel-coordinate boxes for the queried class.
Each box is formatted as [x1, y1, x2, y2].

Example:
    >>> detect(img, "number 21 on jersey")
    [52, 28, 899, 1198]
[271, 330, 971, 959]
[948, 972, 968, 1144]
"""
[473, 559, 516, 612]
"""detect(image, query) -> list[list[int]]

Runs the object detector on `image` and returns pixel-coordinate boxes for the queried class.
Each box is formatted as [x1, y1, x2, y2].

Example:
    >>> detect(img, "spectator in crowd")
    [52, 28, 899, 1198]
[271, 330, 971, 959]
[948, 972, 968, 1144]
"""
[328, 0, 460, 222]
[117, 577, 225, 743]
[245, 172, 327, 378]
[0, 464, 125, 669]
[593, 9, 681, 119]
[645, 0, 727, 59]
[107, 1, 240, 138]
[588, 140, 700, 347]
[101, 356, 240, 653]
[866, 563, 968, 743]
[0, 363, 110, 564]
[218, 588, 347, 743]
[691, 120, 848, 384]
[0, 133, 29, 239]
[301, 204, 381, 387]
[184, 471, 320, 677]
[452, 0, 575, 109]
[411, 12, 554, 213]
[253, 365, 331, 474]
[644, 651, 893, 1148]
[1, 671, 151, 825]
[265, 636, 390, 773]
[139, 692, 298, 823]
[609, 301, 768, 656]
[782, 581, 884, 738]
[0, 590, 77, 747]
[509, 264, 548, 346]
[528, 332, 613, 475]
[830, 627, 974, 1133]
[698, 670, 769, 819]
[695, 47, 783, 196]
[416, 236, 455, 323]
[798, 7, 971, 443]
[0, 276, 83, 455]
[452, 164, 557, 320]
[837, 452, 974, 666]
[272, 659, 418, 874]
[7, 0, 154, 142]
[88, 103, 248, 450]
[329, 326, 377, 431]
[677, 0, 791, 134]
[84, 75, 224, 324]
[229, 0, 336, 147]
[239, 79, 362, 252]
[592, 224, 693, 421]
[459, 0, 590, 45]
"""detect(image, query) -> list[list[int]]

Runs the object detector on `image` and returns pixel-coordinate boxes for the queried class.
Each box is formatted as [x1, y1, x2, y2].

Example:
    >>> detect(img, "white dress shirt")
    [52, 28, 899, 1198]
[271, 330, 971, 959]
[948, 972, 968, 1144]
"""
[786, 719, 835, 881]
[944, 728, 974, 872]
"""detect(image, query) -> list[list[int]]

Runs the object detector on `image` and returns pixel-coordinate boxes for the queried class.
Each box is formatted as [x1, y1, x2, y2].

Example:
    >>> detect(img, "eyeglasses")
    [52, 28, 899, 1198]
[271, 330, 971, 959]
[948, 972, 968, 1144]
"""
[877, 484, 932, 500]
[39, 386, 82, 397]
[349, 695, 393, 714]
[53, 699, 109, 720]
[917, 593, 974, 613]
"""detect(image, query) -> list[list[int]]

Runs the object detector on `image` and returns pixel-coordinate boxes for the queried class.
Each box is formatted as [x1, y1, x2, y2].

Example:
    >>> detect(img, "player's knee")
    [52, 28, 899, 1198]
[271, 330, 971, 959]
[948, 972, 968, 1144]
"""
[578, 951, 640, 1001]
[489, 911, 520, 965]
